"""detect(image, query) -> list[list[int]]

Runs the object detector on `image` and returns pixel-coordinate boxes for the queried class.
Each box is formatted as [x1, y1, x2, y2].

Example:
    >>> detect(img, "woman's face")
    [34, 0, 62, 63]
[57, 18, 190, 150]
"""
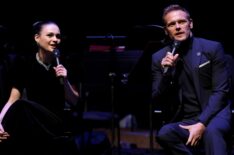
[34, 23, 61, 53]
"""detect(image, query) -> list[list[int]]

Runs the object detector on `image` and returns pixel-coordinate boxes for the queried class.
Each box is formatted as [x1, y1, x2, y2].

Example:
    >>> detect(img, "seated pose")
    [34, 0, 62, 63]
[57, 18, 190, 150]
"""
[152, 4, 231, 155]
[0, 20, 80, 155]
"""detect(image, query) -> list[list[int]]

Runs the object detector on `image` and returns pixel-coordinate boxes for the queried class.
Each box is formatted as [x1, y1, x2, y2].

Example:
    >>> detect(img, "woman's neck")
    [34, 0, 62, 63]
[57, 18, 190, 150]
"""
[38, 51, 53, 65]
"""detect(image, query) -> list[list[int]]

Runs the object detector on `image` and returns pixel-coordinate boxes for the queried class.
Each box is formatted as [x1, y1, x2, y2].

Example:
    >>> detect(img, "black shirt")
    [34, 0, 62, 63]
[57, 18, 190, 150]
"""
[12, 54, 68, 118]
[176, 38, 201, 120]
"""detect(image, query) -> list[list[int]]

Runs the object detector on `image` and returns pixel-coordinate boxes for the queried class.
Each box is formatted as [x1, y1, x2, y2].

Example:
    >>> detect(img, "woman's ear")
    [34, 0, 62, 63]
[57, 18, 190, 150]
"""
[34, 34, 39, 43]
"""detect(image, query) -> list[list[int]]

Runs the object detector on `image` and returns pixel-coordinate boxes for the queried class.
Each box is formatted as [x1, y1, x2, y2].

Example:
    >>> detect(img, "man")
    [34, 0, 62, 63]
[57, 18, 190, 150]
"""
[152, 4, 231, 155]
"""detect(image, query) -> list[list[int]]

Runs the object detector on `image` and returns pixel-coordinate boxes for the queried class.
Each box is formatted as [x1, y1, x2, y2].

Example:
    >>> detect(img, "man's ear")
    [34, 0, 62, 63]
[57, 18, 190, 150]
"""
[189, 19, 193, 29]
[164, 28, 168, 36]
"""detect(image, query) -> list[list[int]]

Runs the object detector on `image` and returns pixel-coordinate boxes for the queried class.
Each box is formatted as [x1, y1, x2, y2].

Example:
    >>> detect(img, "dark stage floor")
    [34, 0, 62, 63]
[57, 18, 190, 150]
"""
[85, 129, 234, 155]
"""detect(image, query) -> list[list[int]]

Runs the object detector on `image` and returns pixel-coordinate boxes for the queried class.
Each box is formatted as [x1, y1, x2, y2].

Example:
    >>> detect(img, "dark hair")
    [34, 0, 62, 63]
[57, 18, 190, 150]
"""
[32, 20, 58, 35]
[162, 4, 191, 24]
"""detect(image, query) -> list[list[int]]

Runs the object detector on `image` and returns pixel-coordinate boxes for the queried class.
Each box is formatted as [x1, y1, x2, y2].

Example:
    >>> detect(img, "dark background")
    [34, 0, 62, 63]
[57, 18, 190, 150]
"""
[1, 0, 233, 54]
[0, 0, 233, 128]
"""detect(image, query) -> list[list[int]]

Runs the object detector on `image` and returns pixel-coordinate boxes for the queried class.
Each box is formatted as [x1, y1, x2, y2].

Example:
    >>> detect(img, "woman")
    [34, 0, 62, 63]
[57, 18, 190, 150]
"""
[0, 20, 80, 154]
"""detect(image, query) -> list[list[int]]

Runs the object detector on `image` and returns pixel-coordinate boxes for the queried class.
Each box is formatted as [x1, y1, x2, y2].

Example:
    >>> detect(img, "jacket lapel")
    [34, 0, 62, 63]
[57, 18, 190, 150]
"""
[190, 38, 202, 104]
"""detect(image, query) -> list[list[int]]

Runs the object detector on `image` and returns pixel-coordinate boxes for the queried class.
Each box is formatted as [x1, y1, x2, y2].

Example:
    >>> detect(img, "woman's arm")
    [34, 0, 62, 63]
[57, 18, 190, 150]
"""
[0, 87, 21, 124]
[53, 64, 79, 106]
[63, 78, 79, 106]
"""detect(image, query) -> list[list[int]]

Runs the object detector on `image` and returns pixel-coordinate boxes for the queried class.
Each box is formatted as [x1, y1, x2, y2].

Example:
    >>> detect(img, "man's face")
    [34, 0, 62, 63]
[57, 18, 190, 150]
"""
[164, 10, 193, 42]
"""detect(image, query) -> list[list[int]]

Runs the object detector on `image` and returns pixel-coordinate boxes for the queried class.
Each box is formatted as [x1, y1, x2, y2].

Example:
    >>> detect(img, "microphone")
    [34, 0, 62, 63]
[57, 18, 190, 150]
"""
[53, 49, 60, 66]
[53, 49, 64, 84]
[163, 40, 181, 74]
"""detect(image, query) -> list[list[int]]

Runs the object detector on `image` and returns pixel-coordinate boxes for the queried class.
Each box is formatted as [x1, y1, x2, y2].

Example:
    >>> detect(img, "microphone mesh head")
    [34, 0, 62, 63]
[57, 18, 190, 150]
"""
[173, 40, 181, 48]
[53, 49, 60, 57]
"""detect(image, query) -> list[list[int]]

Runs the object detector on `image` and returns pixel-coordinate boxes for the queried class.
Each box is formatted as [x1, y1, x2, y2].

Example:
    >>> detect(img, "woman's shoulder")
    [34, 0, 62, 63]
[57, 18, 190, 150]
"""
[11, 53, 36, 69]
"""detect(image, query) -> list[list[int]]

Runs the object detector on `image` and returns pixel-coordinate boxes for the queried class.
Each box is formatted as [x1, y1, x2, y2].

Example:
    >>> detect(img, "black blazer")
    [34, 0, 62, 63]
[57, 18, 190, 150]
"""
[152, 37, 231, 125]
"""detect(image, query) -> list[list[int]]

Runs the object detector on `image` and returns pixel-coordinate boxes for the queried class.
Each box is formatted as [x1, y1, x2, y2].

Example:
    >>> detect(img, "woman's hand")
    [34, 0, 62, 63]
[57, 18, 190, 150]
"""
[53, 64, 67, 78]
[0, 123, 9, 142]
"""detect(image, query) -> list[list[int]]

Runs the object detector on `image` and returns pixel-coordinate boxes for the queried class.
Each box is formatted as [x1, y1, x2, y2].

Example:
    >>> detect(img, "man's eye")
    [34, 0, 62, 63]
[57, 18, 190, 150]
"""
[167, 23, 175, 27]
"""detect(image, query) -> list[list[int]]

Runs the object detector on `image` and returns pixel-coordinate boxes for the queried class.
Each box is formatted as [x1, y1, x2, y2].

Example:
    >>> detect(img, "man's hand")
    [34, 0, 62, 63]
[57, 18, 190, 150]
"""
[161, 52, 179, 69]
[179, 122, 205, 146]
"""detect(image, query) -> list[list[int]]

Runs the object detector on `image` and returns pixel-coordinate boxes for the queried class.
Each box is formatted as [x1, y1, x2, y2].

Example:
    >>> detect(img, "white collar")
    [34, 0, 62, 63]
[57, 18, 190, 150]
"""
[36, 53, 51, 71]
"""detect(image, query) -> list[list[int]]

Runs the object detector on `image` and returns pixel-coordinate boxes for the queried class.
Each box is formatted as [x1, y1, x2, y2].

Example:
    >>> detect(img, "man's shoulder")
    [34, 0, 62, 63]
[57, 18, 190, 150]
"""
[194, 37, 222, 46]
[152, 46, 169, 58]
[194, 37, 225, 59]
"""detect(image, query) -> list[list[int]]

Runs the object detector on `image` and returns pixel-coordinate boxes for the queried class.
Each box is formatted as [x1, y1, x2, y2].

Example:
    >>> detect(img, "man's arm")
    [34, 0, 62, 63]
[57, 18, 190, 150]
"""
[198, 43, 230, 126]
[152, 50, 179, 100]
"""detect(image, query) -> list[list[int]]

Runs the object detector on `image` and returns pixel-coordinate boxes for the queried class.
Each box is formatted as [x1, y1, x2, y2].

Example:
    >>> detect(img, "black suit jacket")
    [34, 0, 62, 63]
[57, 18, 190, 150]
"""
[152, 37, 231, 125]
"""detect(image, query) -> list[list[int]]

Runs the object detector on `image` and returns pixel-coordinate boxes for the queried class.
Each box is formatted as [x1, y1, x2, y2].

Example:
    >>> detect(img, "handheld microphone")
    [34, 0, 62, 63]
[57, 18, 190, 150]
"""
[53, 49, 64, 84]
[163, 40, 181, 74]
[53, 49, 60, 66]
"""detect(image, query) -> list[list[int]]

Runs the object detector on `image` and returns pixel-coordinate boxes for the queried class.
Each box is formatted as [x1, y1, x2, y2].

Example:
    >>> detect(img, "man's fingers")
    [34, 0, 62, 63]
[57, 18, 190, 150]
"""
[191, 138, 197, 146]
[186, 134, 192, 145]
[179, 124, 189, 129]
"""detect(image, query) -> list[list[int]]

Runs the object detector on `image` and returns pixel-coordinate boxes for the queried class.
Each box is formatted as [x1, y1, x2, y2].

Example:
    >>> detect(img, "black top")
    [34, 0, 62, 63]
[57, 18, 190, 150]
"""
[173, 38, 201, 120]
[12, 53, 73, 118]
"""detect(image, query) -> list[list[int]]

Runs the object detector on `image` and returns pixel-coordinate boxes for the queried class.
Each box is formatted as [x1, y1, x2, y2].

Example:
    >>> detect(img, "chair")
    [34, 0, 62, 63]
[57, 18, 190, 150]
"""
[79, 42, 126, 154]
[81, 76, 121, 154]
[63, 85, 120, 155]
